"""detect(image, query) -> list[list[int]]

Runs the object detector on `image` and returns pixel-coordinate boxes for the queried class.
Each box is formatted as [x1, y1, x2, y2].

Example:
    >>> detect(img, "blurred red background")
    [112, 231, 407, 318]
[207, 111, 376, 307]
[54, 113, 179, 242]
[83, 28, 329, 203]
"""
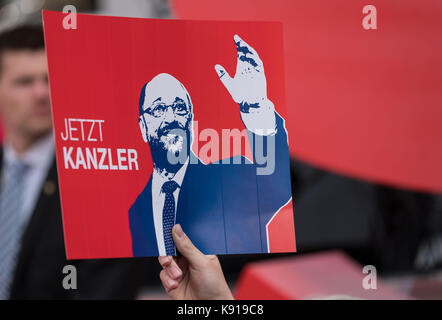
[171, 0, 442, 194]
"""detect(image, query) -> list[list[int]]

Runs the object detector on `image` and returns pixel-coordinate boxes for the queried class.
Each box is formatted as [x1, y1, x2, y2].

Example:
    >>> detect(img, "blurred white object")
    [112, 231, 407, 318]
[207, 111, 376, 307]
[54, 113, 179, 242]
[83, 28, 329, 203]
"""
[97, 0, 170, 18]
[0, 2, 21, 31]
[20, 0, 46, 15]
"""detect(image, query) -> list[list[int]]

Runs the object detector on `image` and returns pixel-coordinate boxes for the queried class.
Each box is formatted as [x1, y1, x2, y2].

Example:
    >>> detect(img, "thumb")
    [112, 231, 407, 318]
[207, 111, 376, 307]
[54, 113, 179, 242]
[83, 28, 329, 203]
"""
[214, 64, 233, 91]
[172, 224, 205, 267]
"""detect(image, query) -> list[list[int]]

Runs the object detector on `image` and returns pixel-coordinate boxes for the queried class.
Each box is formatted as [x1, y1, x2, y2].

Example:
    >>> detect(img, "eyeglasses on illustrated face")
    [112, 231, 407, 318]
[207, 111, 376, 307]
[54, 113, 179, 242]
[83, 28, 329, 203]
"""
[143, 102, 189, 118]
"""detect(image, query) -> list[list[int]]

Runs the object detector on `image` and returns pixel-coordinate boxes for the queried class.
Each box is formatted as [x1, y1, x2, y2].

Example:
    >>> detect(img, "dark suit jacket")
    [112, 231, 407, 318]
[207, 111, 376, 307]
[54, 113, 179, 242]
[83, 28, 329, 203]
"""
[129, 113, 292, 257]
[0, 148, 160, 299]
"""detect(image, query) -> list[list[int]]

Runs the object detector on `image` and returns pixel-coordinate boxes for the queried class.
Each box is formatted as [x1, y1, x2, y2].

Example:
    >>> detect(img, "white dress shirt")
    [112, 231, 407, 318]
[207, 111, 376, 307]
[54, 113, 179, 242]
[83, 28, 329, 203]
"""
[151, 158, 189, 256]
[1, 133, 55, 229]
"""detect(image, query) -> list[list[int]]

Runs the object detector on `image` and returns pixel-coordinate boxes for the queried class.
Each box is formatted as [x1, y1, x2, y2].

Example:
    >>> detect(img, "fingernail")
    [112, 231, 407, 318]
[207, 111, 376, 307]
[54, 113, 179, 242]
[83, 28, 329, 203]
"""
[158, 256, 167, 264]
[171, 266, 182, 279]
[167, 279, 176, 288]
[175, 224, 184, 239]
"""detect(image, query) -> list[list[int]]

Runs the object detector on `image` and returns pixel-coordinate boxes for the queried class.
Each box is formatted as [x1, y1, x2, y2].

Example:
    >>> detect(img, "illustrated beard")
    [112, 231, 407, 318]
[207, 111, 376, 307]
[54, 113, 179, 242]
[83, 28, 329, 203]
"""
[148, 120, 191, 174]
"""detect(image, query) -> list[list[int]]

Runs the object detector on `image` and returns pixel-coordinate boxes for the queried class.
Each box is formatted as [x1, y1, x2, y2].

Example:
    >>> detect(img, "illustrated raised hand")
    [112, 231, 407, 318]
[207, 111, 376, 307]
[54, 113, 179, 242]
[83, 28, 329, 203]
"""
[215, 34, 276, 135]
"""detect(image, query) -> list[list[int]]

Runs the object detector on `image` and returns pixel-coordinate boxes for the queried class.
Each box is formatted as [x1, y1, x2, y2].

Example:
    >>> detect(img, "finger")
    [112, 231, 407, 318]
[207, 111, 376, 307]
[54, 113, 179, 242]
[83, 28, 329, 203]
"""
[234, 34, 263, 69]
[160, 269, 179, 292]
[165, 257, 183, 280]
[175, 255, 189, 275]
[158, 255, 172, 268]
[172, 224, 206, 268]
[234, 34, 258, 57]
[239, 55, 260, 68]
[158, 256, 183, 280]
[159, 254, 184, 281]
[214, 64, 233, 91]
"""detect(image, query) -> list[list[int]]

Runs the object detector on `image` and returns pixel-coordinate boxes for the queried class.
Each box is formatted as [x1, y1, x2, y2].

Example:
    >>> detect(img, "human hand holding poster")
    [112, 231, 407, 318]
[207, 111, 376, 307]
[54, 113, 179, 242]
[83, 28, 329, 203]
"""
[42, 11, 296, 259]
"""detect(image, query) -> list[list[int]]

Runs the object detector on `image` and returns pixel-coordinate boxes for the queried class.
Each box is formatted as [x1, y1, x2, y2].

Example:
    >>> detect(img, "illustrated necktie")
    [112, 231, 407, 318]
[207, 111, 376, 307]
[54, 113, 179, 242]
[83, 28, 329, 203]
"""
[0, 161, 27, 299]
[161, 180, 179, 256]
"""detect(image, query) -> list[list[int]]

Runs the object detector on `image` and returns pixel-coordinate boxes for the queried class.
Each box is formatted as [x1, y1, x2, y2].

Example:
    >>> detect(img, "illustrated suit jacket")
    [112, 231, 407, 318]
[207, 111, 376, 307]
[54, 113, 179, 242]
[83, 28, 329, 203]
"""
[129, 113, 292, 256]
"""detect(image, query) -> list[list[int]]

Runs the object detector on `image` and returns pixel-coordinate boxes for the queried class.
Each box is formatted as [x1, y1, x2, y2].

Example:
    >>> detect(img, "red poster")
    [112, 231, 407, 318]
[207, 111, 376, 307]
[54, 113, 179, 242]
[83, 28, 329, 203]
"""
[43, 11, 296, 259]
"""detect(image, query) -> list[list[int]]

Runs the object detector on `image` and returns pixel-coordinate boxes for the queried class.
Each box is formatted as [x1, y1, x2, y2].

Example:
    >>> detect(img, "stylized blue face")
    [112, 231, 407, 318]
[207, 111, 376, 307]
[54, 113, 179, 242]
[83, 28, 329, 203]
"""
[138, 73, 193, 169]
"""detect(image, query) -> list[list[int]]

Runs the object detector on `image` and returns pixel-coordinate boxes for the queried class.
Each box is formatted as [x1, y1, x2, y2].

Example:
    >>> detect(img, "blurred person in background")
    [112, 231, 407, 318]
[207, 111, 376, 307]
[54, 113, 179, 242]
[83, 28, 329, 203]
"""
[0, 25, 159, 299]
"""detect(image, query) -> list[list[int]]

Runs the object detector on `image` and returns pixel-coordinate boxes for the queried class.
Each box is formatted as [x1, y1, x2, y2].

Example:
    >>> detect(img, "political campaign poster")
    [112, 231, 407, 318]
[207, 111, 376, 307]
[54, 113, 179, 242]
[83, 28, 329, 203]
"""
[43, 10, 296, 259]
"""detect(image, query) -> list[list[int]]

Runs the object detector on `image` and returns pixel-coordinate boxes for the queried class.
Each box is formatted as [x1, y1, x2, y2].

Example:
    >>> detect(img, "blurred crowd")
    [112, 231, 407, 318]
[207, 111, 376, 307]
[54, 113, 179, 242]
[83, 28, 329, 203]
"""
[0, 0, 441, 299]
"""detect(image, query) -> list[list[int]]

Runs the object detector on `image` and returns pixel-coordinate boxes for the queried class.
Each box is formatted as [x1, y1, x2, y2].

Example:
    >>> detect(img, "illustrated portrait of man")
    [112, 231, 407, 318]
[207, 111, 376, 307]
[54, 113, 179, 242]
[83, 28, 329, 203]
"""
[129, 35, 292, 257]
